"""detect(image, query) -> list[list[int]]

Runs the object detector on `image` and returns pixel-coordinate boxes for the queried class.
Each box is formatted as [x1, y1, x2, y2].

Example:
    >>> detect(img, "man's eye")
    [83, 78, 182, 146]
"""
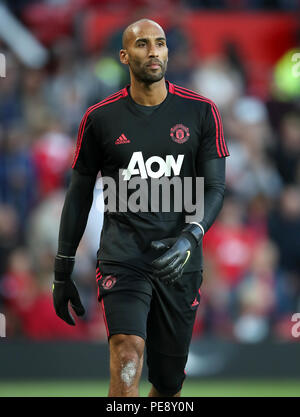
[137, 43, 146, 47]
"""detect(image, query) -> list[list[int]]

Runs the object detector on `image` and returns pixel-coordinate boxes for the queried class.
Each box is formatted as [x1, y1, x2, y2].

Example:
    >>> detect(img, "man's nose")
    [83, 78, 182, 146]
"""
[148, 44, 159, 57]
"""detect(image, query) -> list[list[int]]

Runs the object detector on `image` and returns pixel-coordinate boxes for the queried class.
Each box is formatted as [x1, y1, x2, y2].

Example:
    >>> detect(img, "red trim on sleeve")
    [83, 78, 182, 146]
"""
[72, 92, 123, 168]
[210, 104, 222, 158]
[173, 85, 229, 157]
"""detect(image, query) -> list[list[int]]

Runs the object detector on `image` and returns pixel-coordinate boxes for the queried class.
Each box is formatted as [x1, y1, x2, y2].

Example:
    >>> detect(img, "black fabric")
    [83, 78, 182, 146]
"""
[58, 170, 97, 256]
[63, 81, 229, 272]
[147, 348, 188, 396]
[197, 100, 228, 161]
[71, 115, 101, 176]
[54, 255, 75, 277]
[132, 100, 163, 116]
[96, 261, 202, 356]
[197, 157, 226, 233]
[182, 223, 204, 245]
[57, 159, 225, 266]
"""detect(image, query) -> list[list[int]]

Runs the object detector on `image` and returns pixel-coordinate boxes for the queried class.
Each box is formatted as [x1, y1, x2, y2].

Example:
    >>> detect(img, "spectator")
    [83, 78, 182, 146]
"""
[1, 247, 89, 339]
[20, 68, 52, 132]
[0, 205, 19, 276]
[31, 120, 73, 198]
[204, 197, 264, 287]
[268, 186, 300, 280]
[191, 56, 244, 109]
[271, 112, 300, 185]
[226, 96, 283, 201]
[0, 126, 37, 231]
[232, 240, 278, 343]
[0, 53, 23, 128]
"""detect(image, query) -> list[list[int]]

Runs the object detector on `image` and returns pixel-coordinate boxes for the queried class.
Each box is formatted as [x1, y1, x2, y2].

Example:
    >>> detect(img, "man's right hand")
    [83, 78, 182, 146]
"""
[53, 255, 85, 326]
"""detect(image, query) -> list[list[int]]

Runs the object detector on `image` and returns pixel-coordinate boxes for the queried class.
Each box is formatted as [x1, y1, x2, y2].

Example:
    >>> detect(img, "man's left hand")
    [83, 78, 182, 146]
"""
[150, 224, 204, 285]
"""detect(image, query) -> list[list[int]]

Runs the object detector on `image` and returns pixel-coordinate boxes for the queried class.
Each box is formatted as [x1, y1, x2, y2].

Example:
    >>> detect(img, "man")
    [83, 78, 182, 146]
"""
[53, 19, 229, 397]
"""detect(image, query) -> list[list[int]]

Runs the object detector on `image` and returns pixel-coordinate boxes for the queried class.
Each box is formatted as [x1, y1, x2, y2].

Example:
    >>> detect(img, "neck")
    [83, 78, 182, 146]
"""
[129, 78, 167, 106]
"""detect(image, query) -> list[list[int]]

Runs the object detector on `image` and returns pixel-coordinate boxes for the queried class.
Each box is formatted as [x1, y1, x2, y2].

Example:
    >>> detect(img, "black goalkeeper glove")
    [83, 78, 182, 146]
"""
[52, 255, 85, 326]
[151, 223, 204, 285]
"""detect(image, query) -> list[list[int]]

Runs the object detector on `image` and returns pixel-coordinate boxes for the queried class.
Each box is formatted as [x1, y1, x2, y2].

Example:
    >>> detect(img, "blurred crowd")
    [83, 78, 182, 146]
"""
[6, 0, 300, 13]
[0, 1, 300, 343]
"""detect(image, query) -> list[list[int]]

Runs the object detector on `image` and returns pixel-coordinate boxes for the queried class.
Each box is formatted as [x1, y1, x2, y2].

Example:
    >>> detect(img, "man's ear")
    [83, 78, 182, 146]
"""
[120, 49, 128, 65]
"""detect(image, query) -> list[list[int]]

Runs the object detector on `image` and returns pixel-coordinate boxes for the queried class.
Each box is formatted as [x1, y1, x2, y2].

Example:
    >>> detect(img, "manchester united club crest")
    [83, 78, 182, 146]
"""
[102, 275, 117, 290]
[170, 124, 190, 144]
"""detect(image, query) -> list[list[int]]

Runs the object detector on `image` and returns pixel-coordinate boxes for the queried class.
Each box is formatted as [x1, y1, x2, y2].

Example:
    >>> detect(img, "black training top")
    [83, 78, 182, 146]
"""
[72, 81, 229, 272]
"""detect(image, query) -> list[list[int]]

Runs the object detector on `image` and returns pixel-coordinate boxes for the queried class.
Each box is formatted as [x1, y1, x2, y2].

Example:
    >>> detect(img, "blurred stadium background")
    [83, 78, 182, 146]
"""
[0, 0, 300, 397]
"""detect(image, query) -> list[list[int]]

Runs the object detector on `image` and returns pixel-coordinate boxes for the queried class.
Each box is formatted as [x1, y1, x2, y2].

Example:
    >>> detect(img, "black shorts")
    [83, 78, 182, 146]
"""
[96, 260, 203, 394]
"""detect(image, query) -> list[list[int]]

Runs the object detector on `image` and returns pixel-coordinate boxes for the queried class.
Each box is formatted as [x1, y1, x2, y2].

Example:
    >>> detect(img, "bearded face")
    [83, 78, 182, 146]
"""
[127, 42, 168, 84]
[120, 21, 168, 85]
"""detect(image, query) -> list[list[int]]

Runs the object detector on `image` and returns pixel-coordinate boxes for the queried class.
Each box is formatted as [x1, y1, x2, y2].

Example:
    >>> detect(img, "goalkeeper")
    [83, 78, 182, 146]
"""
[53, 18, 229, 397]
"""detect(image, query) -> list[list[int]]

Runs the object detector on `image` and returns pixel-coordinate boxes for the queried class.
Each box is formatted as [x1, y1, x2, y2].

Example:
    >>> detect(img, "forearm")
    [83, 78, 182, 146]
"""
[57, 170, 97, 256]
[194, 157, 226, 234]
[200, 182, 225, 233]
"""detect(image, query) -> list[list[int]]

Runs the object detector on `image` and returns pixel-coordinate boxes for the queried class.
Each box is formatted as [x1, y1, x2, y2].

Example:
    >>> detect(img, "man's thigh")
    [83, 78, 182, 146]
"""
[146, 269, 203, 355]
[96, 261, 153, 341]
[145, 270, 203, 395]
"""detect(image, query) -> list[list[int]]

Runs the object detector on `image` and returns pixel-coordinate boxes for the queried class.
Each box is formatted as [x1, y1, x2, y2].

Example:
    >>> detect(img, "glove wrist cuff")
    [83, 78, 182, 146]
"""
[54, 255, 75, 280]
[181, 223, 204, 247]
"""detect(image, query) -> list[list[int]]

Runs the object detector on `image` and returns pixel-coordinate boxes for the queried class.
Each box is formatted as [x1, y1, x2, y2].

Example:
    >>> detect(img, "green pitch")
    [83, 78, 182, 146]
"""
[0, 379, 300, 397]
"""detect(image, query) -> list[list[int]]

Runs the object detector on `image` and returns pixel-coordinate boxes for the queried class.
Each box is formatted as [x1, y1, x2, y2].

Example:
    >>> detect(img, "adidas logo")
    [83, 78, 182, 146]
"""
[115, 134, 131, 145]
